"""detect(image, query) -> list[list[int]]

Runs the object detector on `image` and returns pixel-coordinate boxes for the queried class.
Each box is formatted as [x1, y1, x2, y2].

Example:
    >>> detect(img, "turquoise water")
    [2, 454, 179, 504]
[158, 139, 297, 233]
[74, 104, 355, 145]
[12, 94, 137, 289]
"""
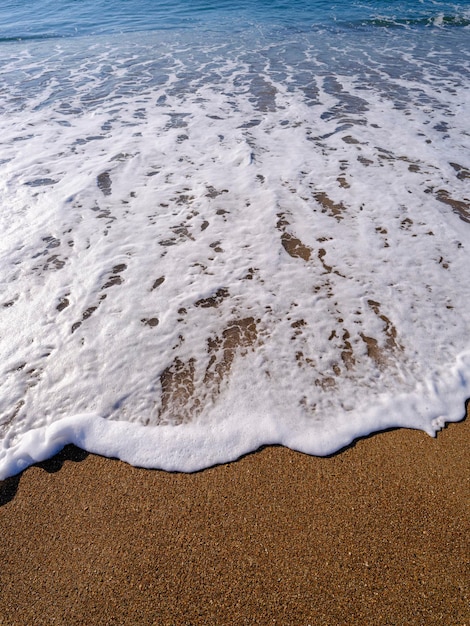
[0, 1, 469, 478]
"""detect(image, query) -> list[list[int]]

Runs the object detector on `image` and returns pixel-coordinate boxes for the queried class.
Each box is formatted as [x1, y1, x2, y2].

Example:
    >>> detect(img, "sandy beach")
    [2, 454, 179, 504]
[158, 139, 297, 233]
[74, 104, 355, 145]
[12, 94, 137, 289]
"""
[1, 406, 468, 626]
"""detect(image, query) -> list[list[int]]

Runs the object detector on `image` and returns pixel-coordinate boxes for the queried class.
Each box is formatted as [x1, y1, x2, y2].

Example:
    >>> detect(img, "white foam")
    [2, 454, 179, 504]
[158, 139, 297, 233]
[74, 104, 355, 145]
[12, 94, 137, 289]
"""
[0, 31, 469, 479]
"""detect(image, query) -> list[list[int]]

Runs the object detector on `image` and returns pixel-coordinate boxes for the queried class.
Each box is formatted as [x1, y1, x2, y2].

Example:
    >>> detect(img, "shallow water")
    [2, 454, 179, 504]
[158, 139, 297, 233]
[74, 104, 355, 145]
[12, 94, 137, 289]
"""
[0, 0, 469, 478]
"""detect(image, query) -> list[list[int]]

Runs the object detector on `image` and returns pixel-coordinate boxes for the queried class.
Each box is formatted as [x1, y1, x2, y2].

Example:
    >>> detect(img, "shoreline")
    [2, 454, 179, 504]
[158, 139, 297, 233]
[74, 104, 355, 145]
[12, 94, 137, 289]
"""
[1, 408, 469, 625]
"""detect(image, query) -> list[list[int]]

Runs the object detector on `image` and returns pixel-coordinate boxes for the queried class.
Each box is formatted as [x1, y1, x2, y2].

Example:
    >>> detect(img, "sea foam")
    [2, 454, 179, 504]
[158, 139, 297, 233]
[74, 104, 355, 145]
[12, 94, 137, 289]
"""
[0, 23, 469, 479]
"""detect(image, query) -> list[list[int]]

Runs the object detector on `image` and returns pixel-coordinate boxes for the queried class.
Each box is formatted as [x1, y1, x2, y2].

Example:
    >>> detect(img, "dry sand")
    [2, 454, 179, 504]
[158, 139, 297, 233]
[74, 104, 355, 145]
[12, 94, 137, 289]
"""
[1, 407, 469, 625]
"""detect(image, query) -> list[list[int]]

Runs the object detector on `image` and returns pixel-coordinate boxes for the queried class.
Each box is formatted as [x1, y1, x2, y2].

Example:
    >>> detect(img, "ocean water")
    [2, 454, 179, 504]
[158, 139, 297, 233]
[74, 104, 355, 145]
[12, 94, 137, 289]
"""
[0, 0, 469, 479]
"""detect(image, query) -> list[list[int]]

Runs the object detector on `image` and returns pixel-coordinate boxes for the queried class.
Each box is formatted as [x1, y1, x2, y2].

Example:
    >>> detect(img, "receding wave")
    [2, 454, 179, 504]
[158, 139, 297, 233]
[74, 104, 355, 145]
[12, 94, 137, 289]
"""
[0, 33, 66, 44]
[343, 14, 470, 30]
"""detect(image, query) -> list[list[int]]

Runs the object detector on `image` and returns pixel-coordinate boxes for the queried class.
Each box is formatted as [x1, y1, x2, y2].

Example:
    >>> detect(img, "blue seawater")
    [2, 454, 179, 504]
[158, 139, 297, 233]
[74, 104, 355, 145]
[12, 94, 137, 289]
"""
[0, 0, 469, 41]
[0, 1, 469, 478]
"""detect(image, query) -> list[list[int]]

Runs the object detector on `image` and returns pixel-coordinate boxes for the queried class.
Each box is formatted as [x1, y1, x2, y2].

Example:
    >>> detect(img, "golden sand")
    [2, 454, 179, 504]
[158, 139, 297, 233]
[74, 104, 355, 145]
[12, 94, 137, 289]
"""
[1, 407, 469, 625]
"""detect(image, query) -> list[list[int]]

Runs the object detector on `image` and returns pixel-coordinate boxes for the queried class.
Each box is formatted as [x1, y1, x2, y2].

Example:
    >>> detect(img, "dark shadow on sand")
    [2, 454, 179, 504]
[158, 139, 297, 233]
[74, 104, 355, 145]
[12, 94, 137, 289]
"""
[0, 444, 89, 507]
[0, 474, 20, 507]
[34, 444, 89, 473]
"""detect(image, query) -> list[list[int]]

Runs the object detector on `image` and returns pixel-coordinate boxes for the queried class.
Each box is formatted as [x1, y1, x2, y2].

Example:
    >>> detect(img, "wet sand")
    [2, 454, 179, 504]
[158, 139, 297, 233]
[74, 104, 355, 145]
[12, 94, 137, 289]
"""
[1, 407, 469, 625]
